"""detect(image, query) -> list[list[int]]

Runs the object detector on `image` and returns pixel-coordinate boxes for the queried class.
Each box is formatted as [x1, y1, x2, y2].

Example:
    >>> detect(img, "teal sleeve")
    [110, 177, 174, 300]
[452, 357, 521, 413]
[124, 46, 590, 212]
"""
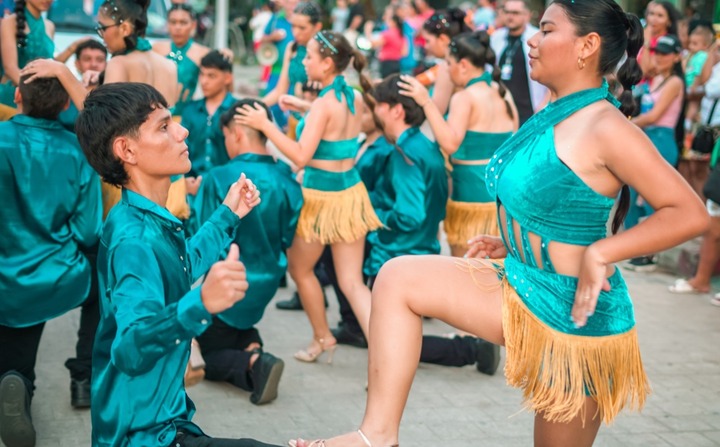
[192, 175, 224, 233]
[283, 184, 303, 251]
[109, 241, 212, 376]
[381, 155, 426, 232]
[186, 204, 240, 282]
[69, 167, 102, 249]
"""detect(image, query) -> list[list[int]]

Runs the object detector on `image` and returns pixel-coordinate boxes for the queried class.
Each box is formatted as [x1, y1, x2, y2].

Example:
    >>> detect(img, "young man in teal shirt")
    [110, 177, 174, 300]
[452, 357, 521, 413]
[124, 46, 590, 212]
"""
[0, 75, 102, 446]
[75, 83, 279, 447]
[193, 99, 302, 406]
[181, 51, 236, 195]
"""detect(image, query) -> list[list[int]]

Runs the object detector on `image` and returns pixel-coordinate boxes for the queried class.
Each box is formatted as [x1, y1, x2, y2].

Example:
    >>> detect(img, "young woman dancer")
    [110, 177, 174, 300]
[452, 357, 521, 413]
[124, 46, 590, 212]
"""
[237, 31, 381, 363]
[152, 3, 231, 115]
[0, 0, 84, 107]
[399, 31, 518, 257]
[416, 8, 471, 113]
[289, 1, 709, 446]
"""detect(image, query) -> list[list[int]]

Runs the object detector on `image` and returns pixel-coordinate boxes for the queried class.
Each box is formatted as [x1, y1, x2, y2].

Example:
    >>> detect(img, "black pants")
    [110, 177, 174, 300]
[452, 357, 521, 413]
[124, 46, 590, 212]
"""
[65, 248, 100, 382]
[419, 335, 478, 367]
[175, 431, 281, 447]
[196, 319, 263, 391]
[0, 322, 45, 396]
[379, 60, 401, 79]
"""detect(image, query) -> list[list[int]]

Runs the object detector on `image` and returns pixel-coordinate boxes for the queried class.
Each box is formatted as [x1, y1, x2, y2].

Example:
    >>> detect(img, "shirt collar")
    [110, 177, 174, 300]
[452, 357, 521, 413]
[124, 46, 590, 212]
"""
[122, 188, 183, 229]
[396, 127, 420, 147]
[230, 153, 275, 164]
[11, 114, 66, 131]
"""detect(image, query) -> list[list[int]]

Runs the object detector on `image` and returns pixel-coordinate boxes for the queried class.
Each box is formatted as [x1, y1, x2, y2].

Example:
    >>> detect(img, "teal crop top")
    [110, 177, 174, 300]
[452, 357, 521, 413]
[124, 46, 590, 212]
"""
[295, 75, 360, 161]
[487, 81, 619, 273]
[453, 131, 512, 162]
[167, 39, 200, 115]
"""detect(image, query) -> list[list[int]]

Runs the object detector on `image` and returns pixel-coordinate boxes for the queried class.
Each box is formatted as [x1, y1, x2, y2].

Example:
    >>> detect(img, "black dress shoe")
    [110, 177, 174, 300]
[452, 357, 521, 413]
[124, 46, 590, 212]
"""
[250, 353, 284, 405]
[0, 373, 36, 447]
[275, 291, 328, 311]
[331, 323, 367, 349]
[474, 338, 501, 376]
[70, 378, 91, 409]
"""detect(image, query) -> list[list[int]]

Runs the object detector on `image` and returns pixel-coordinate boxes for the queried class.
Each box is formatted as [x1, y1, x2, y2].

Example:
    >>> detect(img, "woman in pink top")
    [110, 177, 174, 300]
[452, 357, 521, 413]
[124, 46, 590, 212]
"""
[626, 34, 685, 270]
[365, 7, 407, 78]
[638, 1, 680, 78]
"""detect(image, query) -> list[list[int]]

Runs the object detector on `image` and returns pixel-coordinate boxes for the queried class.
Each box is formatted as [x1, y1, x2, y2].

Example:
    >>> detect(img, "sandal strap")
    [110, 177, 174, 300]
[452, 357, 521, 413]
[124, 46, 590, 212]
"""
[357, 429, 399, 447]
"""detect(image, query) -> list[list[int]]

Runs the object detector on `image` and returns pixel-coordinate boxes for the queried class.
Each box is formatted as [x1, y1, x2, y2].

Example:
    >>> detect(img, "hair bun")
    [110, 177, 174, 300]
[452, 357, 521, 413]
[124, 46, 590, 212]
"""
[134, 0, 150, 12]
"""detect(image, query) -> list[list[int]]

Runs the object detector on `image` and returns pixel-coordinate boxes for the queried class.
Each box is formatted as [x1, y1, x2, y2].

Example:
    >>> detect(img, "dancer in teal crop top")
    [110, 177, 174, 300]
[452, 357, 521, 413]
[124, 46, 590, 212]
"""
[237, 31, 382, 372]
[289, 3, 709, 447]
[399, 31, 517, 256]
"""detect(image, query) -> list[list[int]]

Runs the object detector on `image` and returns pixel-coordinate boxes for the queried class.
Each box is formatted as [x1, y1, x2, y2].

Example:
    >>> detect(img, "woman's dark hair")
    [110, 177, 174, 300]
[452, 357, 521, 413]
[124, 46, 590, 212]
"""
[168, 2, 197, 20]
[553, 0, 644, 234]
[371, 74, 425, 128]
[423, 8, 471, 38]
[450, 31, 513, 120]
[653, 1, 681, 36]
[75, 82, 168, 187]
[387, 8, 404, 38]
[291, 2, 323, 53]
[314, 30, 373, 109]
[100, 0, 151, 53]
[15, 0, 27, 48]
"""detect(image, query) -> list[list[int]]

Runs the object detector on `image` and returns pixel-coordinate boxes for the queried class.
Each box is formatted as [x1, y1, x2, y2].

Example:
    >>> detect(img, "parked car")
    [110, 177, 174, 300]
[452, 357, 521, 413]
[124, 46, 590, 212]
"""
[49, 0, 170, 75]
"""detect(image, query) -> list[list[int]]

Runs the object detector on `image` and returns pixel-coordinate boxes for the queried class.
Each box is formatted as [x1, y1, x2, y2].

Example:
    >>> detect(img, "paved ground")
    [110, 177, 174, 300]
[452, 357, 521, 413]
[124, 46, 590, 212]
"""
[8, 259, 720, 447]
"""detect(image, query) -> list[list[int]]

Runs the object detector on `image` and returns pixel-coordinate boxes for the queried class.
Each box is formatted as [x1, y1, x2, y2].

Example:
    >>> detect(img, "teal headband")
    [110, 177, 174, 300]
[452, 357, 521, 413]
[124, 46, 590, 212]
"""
[315, 32, 338, 54]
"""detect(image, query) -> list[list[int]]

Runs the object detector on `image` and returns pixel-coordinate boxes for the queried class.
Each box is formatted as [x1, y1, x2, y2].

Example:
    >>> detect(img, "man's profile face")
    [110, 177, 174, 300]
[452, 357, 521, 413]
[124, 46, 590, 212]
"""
[76, 48, 107, 74]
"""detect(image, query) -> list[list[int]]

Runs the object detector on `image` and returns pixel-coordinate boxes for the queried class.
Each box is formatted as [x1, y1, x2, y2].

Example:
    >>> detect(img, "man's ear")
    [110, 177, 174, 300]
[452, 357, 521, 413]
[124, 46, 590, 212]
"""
[112, 136, 138, 166]
[13, 87, 22, 109]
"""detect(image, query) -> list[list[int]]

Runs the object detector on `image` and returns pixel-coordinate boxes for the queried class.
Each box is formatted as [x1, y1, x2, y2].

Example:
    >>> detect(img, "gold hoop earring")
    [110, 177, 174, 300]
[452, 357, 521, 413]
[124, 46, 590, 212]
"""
[577, 57, 586, 70]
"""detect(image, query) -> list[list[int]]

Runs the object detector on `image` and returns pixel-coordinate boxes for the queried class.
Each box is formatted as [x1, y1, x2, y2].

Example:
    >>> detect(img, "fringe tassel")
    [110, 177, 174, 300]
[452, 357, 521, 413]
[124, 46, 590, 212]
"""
[102, 182, 122, 220]
[502, 285, 650, 425]
[444, 200, 499, 247]
[297, 182, 383, 244]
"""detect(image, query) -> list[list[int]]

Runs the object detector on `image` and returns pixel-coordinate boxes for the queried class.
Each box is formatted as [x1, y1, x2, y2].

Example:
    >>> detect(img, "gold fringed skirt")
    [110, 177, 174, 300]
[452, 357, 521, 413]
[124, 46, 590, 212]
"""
[501, 276, 650, 424]
[444, 200, 499, 247]
[296, 181, 383, 245]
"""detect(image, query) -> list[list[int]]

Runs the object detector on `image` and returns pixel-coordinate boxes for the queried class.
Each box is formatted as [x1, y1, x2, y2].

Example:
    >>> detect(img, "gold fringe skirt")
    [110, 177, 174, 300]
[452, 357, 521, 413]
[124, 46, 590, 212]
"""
[296, 181, 383, 245]
[444, 200, 499, 247]
[500, 276, 650, 424]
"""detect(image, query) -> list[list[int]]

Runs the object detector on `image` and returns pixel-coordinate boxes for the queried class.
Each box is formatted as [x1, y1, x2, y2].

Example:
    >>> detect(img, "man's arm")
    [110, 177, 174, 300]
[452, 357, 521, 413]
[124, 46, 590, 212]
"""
[69, 164, 102, 250]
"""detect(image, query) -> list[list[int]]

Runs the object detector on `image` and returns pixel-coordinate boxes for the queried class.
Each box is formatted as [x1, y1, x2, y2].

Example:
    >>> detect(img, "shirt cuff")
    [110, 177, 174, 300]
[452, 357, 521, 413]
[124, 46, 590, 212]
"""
[177, 288, 213, 337]
[207, 204, 241, 238]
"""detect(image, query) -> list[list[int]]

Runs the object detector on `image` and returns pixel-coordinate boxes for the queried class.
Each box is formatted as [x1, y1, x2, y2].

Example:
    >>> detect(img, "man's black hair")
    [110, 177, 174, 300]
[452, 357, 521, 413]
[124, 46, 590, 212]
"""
[75, 83, 168, 187]
[200, 50, 232, 72]
[220, 99, 272, 143]
[18, 72, 69, 120]
[371, 74, 425, 127]
[74, 39, 108, 59]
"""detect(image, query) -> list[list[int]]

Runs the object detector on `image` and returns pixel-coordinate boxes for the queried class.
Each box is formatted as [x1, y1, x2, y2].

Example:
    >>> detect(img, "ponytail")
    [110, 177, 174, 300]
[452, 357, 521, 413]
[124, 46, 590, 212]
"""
[15, 0, 27, 49]
[611, 12, 643, 235]
[352, 48, 375, 113]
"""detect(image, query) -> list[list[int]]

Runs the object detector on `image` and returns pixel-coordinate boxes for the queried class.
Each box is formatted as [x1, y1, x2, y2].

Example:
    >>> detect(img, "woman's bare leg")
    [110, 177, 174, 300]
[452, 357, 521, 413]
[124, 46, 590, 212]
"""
[296, 255, 505, 446]
[330, 237, 371, 337]
[534, 398, 602, 447]
[287, 236, 335, 352]
[687, 216, 720, 291]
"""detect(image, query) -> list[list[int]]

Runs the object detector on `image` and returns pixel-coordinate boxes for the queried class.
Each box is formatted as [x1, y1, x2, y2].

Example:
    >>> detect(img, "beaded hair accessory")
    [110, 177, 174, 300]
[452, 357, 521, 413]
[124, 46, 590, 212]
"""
[102, 0, 120, 21]
[315, 32, 338, 54]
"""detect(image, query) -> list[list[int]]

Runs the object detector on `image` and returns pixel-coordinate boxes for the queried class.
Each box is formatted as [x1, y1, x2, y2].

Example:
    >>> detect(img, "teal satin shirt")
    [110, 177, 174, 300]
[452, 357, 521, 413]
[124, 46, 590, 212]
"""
[58, 101, 79, 133]
[181, 92, 236, 177]
[365, 127, 448, 276]
[167, 39, 200, 116]
[91, 189, 240, 447]
[355, 135, 394, 200]
[193, 154, 303, 329]
[0, 115, 101, 327]
[0, 8, 55, 106]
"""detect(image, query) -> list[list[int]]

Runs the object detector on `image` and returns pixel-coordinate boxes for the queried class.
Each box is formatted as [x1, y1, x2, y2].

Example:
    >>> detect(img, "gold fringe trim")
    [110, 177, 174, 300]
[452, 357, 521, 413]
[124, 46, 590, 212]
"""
[502, 285, 650, 425]
[102, 182, 122, 220]
[297, 182, 383, 244]
[444, 200, 499, 247]
[102, 179, 190, 220]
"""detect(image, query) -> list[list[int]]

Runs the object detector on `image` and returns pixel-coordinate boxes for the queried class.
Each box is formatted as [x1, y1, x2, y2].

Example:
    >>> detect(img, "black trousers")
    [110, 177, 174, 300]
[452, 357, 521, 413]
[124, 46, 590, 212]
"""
[196, 319, 263, 392]
[379, 60, 401, 79]
[65, 248, 100, 382]
[419, 335, 477, 367]
[175, 431, 281, 447]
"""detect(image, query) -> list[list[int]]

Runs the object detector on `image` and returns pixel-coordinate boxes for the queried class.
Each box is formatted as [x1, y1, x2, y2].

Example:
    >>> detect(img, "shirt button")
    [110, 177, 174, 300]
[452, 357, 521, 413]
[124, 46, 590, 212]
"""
[175, 339, 181, 345]
[183, 267, 187, 272]
[180, 256, 184, 261]
[176, 227, 182, 232]
[201, 319, 208, 325]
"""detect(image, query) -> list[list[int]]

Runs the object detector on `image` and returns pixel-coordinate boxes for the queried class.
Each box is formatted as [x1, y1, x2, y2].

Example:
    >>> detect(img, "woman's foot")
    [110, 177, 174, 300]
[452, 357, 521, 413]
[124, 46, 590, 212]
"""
[668, 278, 710, 294]
[289, 430, 398, 447]
[293, 336, 337, 364]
